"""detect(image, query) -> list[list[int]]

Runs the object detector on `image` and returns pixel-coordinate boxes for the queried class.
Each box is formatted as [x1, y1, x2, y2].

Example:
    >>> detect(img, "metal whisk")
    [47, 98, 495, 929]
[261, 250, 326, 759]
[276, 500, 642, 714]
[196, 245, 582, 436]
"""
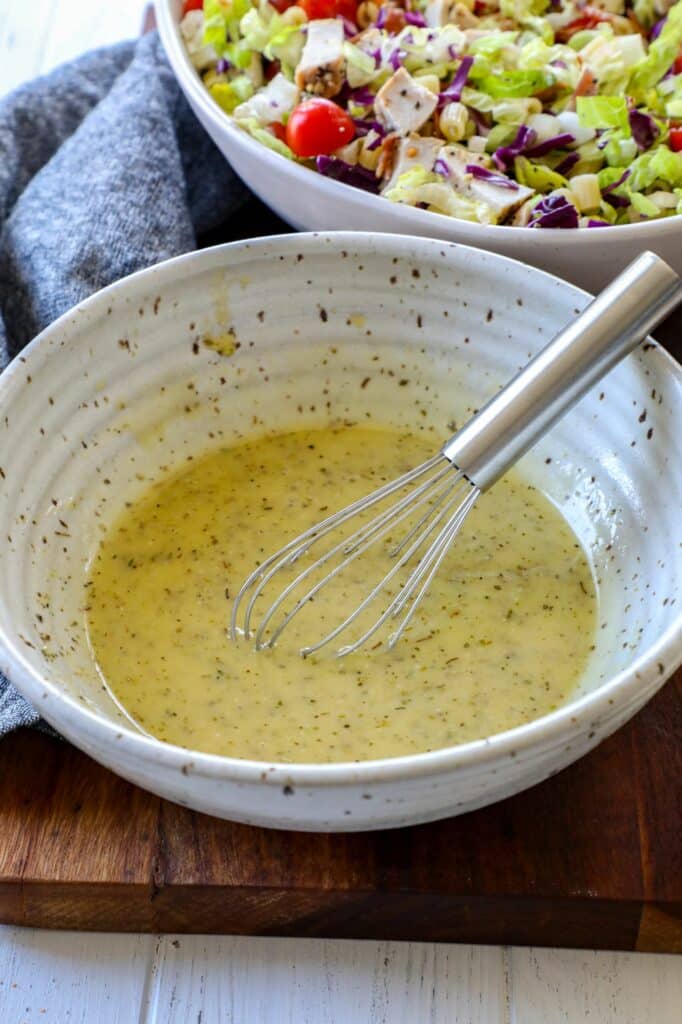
[231, 252, 682, 657]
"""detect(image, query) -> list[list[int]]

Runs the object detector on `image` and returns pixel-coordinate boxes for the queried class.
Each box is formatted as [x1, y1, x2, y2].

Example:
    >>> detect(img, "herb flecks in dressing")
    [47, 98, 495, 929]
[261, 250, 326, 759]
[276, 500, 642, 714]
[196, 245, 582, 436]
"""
[86, 425, 596, 763]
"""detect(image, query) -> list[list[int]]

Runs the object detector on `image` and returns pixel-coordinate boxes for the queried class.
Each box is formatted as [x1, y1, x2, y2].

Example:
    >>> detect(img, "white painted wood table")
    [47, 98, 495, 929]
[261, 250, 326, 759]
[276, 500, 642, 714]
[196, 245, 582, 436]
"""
[0, 1, 680, 1020]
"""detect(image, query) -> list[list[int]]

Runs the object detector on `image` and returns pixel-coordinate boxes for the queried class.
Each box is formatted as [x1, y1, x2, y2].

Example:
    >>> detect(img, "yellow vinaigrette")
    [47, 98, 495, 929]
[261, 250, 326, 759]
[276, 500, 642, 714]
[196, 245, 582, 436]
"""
[86, 425, 597, 763]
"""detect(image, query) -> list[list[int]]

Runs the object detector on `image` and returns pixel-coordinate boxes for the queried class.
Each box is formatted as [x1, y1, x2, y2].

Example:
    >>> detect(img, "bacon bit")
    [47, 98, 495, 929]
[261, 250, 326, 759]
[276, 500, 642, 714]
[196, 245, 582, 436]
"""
[265, 60, 281, 82]
[536, 84, 560, 103]
[556, 7, 611, 42]
[382, 6, 408, 31]
[574, 66, 597, 99]
[376, 132, 400, 178]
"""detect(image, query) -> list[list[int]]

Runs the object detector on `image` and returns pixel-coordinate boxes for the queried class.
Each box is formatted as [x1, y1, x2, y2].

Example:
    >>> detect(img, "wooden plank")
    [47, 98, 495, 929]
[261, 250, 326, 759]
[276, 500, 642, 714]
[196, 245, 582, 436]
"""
[145, 936, 508, 1024]
[0, 0, 145, 98]
[2, 928, 681, 1024]
[0, 0, 56, 97]
[509, 947, 682, 1024]
[0, 674, 679, 948]
[38, 0, 145, 79]
[0, 927, 154, 1023]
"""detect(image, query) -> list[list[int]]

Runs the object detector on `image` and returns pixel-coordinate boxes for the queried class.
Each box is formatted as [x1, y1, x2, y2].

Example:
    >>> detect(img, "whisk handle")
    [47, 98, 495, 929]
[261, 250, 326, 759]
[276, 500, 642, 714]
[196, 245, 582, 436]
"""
[441, 251, 682, 491]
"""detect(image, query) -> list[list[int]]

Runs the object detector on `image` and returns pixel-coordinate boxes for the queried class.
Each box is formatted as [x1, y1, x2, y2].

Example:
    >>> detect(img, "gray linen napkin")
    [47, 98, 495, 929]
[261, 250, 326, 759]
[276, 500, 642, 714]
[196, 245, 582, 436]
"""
[0, 31, 263, 734]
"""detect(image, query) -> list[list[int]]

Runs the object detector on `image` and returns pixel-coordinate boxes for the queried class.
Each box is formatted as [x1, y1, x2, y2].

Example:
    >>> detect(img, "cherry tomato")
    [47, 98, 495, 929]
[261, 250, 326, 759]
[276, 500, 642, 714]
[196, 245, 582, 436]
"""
[674, 48, 682, 75]
[297, 0, 358, 22]
[182, 0, 203, 13]
[269, 123, 288, 143]
[285, 99, 355, 157]
[270, 0, 298, 10]
[670, 126, 682, 152]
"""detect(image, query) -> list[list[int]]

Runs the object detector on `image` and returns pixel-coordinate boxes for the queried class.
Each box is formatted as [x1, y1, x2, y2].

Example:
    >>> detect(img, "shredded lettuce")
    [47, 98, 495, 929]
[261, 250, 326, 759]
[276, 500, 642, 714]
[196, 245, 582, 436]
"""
[568, 29, 602, 51]
[598, 166, 629, 190]
[662, 75, 682, 118]
[518, 38, 580, 89]
[344, 42, 379, 88]
[459, 87, 497, 112]
[628, 0, 682, 99]
[628, 146, 682, 190]
[384, 166, 493, 221]
[384, 165, 440, 197]
[630, 191, 664, 217]
[236, 116, 295, 158]
[413, 184, 495, 221]
[500, 0, 553, 43]
[203, 0, 253, 52]
[239, 7, 304, 67]
[486, 123, 520, 151]
[467, 31, 520, 62]
[576, 96, 629, 131]
[476, 69, 555, 98]
[602, 131, 639, 167]
[576, 31, 645, 93]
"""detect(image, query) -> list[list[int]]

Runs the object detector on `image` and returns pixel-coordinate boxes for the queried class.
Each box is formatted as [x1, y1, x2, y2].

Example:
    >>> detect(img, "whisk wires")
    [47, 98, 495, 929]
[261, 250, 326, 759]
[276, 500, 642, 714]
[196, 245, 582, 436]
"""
[230, 454, 478, 656]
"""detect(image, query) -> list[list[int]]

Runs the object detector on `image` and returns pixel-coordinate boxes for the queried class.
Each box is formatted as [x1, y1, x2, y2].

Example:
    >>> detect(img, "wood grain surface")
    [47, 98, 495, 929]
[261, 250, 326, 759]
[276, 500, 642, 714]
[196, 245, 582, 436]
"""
[0, 672, 679, 948]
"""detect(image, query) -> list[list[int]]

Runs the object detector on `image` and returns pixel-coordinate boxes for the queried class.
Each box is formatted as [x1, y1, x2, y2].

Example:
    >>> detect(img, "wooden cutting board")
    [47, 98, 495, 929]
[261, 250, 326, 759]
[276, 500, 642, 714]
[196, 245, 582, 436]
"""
[1, 200, 680, 948]
[0, 670, 679, 950]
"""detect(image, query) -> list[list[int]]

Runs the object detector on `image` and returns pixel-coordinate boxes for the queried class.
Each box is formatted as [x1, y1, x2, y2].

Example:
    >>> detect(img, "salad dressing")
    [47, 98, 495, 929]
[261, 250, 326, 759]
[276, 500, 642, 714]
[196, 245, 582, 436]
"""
[86, 425, 597, 763]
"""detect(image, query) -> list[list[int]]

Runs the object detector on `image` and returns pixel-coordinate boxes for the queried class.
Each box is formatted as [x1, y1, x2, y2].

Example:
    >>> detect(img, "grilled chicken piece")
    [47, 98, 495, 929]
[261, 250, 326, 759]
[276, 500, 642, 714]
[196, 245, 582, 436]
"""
[438, 145, 535, 220]
[374, 67, 439, 135]
[295, 19, 345, 98]
[381, 134, 444, 190]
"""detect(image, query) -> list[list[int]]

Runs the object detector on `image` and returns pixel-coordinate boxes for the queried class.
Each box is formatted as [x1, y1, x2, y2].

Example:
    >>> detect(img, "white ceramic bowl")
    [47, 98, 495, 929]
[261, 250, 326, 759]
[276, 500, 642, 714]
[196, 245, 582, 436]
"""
[155, 0, 682, 293]
[0, 233, 680, 831]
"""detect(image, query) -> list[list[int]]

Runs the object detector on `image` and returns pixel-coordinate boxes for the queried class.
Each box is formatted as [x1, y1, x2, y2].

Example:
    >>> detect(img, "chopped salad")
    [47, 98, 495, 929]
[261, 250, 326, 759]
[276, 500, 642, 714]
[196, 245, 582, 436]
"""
[180, 0, 682, 227]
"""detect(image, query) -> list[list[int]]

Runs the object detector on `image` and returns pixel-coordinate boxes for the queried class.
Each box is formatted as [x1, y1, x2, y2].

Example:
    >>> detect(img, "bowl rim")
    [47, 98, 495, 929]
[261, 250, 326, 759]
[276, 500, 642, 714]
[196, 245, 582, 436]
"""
[1, 231, 681, 787]
[154, 0, 682, 247]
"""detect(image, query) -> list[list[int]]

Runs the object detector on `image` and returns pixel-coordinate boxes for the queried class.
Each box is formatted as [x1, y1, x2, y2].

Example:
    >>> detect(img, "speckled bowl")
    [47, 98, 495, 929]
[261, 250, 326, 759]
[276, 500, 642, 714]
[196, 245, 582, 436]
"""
[155, 0, 682, 294]
[0, 233, 680, 831]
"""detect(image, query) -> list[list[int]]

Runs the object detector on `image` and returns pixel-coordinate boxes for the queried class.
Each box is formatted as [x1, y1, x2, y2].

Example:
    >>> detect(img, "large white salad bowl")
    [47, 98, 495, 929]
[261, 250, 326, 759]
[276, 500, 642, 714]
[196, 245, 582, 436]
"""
[155, 0, 682, 293]
[0, 233, 680, 831]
